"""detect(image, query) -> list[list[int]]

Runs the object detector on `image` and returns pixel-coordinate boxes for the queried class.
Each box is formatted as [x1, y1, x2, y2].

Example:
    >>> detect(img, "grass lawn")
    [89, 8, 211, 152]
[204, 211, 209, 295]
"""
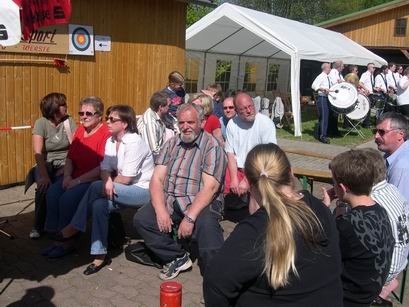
[276, 105, 374, 147]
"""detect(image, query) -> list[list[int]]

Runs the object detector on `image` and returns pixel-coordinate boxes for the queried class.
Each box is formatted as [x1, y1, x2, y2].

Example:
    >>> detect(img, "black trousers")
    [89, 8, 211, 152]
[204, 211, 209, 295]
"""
[133, 200, 224, 276]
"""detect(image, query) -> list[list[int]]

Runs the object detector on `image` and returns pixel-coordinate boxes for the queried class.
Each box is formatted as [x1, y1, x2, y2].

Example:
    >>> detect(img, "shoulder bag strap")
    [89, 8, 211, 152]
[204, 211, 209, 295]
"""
[63, 118, 73, 144]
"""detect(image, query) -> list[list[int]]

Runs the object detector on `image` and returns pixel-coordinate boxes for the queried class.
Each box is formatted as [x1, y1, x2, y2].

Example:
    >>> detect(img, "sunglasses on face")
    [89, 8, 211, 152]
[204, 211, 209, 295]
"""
[224, 106, 235, 110]
[373, 128, 400, 136]
[78, 111, 97, 117]
[105, 116, 122, 123]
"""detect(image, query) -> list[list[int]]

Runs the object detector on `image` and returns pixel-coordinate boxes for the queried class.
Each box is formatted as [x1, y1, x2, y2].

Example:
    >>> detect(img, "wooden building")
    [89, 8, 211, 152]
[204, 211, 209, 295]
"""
[318, 0, 409, 64]
[0, 0, 187, 186]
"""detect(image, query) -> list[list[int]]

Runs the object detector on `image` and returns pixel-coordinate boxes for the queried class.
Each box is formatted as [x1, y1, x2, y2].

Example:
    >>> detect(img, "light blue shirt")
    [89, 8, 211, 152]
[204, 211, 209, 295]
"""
[386, 140, 409, 201]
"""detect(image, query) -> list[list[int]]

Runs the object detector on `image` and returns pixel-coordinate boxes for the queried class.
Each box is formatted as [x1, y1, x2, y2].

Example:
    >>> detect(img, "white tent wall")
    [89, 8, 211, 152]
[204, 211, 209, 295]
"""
[186, 50, 290, 96]
[186, 3, 387, 137]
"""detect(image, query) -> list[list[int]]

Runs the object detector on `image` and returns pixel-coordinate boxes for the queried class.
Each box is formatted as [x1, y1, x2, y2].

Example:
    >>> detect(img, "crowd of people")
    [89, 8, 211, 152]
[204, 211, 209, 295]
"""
[312, 60, 409, 144]
[27, 70, 409, 307]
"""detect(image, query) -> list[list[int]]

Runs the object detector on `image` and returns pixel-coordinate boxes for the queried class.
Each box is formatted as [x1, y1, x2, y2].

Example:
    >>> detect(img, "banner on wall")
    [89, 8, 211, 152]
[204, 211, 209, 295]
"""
[0, 24, 69, 54]
[69, 24, 94, 56]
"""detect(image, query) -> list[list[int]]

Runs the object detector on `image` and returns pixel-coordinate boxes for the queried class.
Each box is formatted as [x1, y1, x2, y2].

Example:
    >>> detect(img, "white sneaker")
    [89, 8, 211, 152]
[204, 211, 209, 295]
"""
[159, 253, 192, 280]
[29, 229, 40, 239]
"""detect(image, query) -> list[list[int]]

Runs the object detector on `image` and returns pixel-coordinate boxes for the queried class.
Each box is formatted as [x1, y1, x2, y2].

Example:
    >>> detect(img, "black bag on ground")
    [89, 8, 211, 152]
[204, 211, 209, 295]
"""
[124, 241, 162, 269]
[107, 212, 126, 251]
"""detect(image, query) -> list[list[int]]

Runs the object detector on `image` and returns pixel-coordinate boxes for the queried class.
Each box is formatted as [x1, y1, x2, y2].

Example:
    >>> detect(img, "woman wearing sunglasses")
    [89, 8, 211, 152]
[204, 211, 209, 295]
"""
[29, 93, 77, 239]
[43, 96, 111, 258]
[56, 105, 154, 274]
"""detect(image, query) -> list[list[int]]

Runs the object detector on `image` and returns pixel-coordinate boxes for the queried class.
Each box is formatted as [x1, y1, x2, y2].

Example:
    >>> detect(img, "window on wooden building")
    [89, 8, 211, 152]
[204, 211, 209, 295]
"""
[243, 63, 257, 91]
[185, 58, 200, 93]
[266, 64, 280, 91]
[215, 60, 232, 92]
[395, 18, 407, 36]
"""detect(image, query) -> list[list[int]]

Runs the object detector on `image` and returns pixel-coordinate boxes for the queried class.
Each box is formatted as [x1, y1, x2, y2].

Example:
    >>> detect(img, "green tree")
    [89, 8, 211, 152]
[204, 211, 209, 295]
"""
[187, 1, 221, 28]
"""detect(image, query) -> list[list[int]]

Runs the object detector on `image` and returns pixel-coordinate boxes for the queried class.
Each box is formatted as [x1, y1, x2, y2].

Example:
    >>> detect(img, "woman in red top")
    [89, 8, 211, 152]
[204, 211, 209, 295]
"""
[43, 96, 111, 258]
[190, 93, 224, 145]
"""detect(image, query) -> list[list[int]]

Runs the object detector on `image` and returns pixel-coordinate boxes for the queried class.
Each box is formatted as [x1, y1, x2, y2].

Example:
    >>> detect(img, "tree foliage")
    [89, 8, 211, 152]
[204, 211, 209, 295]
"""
[186, 0, 396, 26]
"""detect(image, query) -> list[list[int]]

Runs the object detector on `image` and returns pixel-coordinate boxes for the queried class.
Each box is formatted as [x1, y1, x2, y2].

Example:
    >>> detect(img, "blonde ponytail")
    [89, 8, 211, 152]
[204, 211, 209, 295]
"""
[245, 144, 324, 289]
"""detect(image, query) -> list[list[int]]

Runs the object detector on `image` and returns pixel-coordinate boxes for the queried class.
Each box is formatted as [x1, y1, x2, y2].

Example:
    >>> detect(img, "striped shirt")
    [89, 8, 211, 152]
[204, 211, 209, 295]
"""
[156, 131, 227, 214]
[137, 108, 166, 157]
[371, 180, 409, 282]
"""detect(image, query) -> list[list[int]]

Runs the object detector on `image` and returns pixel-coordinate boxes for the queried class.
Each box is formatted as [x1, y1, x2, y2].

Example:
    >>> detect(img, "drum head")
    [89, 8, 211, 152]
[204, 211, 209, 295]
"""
[328, 82, 358, 109]
[347, 94, 370, 120]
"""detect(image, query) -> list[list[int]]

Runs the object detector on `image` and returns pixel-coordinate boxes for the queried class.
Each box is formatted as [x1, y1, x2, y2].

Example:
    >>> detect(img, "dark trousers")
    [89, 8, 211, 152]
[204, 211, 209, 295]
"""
[317, 95, 329, 138]
[133, 200, 224, 276]
[328, 105, 339, 136]
[399, 105, 409, 117]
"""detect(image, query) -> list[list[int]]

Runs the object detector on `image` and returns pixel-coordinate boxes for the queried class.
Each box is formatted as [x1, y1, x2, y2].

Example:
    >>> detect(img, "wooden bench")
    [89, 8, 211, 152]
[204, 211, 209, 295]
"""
[292, 167, 333, 193]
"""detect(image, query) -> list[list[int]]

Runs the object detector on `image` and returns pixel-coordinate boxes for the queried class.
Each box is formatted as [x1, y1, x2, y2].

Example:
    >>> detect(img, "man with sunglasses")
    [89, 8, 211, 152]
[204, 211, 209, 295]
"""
[374, 112, 409, 201]
[219, 96, 236, 140]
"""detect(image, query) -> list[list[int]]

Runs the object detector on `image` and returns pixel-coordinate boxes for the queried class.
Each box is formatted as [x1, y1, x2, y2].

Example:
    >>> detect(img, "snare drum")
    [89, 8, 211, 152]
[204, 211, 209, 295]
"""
[346, 94, 370, 121]
[328, 82, 358, 114]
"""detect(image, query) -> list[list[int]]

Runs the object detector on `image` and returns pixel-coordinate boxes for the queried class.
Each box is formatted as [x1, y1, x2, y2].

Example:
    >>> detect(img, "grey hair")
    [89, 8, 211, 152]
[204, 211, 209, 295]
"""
[176, 102, 205, 121]
[333, 60, 343, 69]
[321, 63, 330, 70]
[80, 96, 104, 115]
[378, 112, 409, 140]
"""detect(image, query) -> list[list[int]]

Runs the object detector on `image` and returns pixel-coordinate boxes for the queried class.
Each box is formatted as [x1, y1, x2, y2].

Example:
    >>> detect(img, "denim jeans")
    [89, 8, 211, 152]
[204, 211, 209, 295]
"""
[44, 177, 91, 232]
[133, 199, 224, 276]
[70, 180, 150, 255]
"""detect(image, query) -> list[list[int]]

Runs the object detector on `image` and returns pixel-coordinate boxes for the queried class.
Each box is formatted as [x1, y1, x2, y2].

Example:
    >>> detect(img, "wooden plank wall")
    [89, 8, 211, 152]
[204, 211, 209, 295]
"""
[0, 0, 186, 186]
[328, 5, 409, 48]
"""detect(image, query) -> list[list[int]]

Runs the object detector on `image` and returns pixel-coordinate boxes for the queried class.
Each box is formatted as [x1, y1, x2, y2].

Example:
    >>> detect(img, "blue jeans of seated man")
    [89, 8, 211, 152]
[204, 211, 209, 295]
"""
[44, 176, 91, 233]
[69, 180, 150, 256]
[316, 95, 329, 139]
[133, 200, 224, 276]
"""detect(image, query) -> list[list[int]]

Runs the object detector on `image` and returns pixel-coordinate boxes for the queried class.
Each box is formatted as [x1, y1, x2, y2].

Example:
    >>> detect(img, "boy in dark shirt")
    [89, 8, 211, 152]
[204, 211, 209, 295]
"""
[322, 149, 394, 307]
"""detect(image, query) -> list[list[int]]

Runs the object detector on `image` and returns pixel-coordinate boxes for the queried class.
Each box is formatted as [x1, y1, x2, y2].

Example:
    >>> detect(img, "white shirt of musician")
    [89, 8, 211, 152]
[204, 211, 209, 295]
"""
[394, 72, 402, 82]
[311, 72, 331, 95]
[397, 76, 409, 106]
[375, 73, 388, 93]
[360, 71, 375, 94]
[386, 70, 398, 90]
[328, 68, 344, 86]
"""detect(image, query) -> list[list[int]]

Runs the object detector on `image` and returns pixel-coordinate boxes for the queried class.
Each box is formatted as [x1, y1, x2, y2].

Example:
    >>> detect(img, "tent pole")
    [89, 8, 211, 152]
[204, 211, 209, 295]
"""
[202, 52, 207, 89]
[237, 55, 241, 89]
[264, 58, 269, 93]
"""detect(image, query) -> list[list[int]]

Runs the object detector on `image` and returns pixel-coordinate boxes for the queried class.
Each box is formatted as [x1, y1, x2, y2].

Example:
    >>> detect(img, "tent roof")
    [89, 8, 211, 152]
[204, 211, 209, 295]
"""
[186, 3, 387, 66]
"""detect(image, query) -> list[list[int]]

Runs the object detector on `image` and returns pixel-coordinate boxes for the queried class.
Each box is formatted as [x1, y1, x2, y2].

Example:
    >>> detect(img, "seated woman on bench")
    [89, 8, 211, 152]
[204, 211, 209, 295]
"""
[57, 105, 154, 275]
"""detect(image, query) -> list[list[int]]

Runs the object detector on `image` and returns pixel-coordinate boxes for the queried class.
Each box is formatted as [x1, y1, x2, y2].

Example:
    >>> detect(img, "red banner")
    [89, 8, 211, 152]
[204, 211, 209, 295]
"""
[20, 0, 71, 40]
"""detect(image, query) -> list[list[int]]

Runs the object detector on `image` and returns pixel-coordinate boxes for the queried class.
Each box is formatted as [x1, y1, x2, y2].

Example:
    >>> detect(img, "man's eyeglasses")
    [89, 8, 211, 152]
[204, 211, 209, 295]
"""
[105, 116, 122, 123]
[223, 106, 235, 110]
[78, 111, 97, 117]
[372, 128, 401, 136]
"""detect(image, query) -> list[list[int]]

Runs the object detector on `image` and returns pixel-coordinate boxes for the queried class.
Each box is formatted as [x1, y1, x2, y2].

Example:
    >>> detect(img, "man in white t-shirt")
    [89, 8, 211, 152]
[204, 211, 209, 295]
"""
[328, 60, 344, 136]
[225, 92, 276, 197]
[386, 63, 398, 93]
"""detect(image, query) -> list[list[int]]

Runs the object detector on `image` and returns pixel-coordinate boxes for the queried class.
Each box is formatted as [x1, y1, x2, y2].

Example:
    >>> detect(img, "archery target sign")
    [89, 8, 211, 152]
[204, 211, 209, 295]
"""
[69, 24, 94, 55]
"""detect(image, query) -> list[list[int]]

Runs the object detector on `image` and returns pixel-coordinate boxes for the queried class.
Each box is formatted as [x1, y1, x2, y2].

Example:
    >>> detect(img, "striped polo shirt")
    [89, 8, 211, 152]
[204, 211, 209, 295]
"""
[156, 130, 227, 213]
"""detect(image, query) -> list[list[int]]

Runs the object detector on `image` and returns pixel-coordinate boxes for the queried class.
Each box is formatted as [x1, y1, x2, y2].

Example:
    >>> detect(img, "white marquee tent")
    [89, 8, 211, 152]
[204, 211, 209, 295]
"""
[186, 3, 387, 136]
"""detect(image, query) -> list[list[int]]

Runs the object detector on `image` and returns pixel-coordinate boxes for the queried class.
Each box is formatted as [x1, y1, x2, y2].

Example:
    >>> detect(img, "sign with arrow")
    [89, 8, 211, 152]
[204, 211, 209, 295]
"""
[95, 35, 111, 52]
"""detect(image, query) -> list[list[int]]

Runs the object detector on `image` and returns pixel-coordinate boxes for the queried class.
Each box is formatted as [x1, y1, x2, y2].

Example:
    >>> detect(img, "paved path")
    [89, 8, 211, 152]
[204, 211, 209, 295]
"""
[1, 138, 407, 307]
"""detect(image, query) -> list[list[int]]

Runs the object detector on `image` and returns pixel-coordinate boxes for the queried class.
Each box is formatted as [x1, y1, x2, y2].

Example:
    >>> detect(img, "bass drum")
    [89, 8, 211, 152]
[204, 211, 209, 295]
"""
[328, 82, 358, 114]
[346, 94, 370, 121]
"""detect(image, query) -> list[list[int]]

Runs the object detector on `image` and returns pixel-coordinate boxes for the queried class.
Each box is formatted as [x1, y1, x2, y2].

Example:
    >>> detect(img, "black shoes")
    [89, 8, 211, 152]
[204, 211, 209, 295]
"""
[83, 258, 112, 275]
[319, 137, 330, 144]
[371, 296, 392, 307]
[50, 231, 80, 242]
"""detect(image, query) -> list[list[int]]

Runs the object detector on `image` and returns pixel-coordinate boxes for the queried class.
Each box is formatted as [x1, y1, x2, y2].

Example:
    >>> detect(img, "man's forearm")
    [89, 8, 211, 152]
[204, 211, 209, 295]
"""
[186, 185, 219, 221]
[150, 180, 167, 213]
[227, 153, 238, 179]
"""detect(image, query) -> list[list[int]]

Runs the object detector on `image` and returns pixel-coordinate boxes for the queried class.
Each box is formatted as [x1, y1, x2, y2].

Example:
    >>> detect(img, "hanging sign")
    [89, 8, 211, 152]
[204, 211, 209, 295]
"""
[95, 35, 111, 52]
[69, 24, 94, 56]
[0, 24, 68, 54]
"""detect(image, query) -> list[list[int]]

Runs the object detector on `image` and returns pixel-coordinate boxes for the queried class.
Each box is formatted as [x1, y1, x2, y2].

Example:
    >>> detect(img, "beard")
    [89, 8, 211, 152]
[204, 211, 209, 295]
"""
[180, 130, 198, 143]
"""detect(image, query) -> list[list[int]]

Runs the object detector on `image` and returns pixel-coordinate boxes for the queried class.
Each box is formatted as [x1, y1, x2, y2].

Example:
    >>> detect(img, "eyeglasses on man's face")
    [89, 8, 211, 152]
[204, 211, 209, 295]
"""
[372, 128, 401, 137]
[223, 106, 235, 110]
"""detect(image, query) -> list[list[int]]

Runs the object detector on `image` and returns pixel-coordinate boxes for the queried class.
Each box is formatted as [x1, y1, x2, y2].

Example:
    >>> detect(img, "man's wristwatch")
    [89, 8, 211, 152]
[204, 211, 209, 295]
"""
[184, 214, 195, 224]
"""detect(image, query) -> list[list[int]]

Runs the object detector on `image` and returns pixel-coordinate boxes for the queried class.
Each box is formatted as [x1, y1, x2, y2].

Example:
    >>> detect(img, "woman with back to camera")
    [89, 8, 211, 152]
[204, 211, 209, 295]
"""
[203, 143, 343, 307]
[57, 105, 154, 275]
[43, 96, 111, 258]
[29, 92, 76, 239]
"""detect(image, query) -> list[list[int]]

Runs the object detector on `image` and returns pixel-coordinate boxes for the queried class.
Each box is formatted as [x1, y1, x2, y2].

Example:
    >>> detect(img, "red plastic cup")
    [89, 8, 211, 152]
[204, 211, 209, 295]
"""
[160, 281, 182, 307]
